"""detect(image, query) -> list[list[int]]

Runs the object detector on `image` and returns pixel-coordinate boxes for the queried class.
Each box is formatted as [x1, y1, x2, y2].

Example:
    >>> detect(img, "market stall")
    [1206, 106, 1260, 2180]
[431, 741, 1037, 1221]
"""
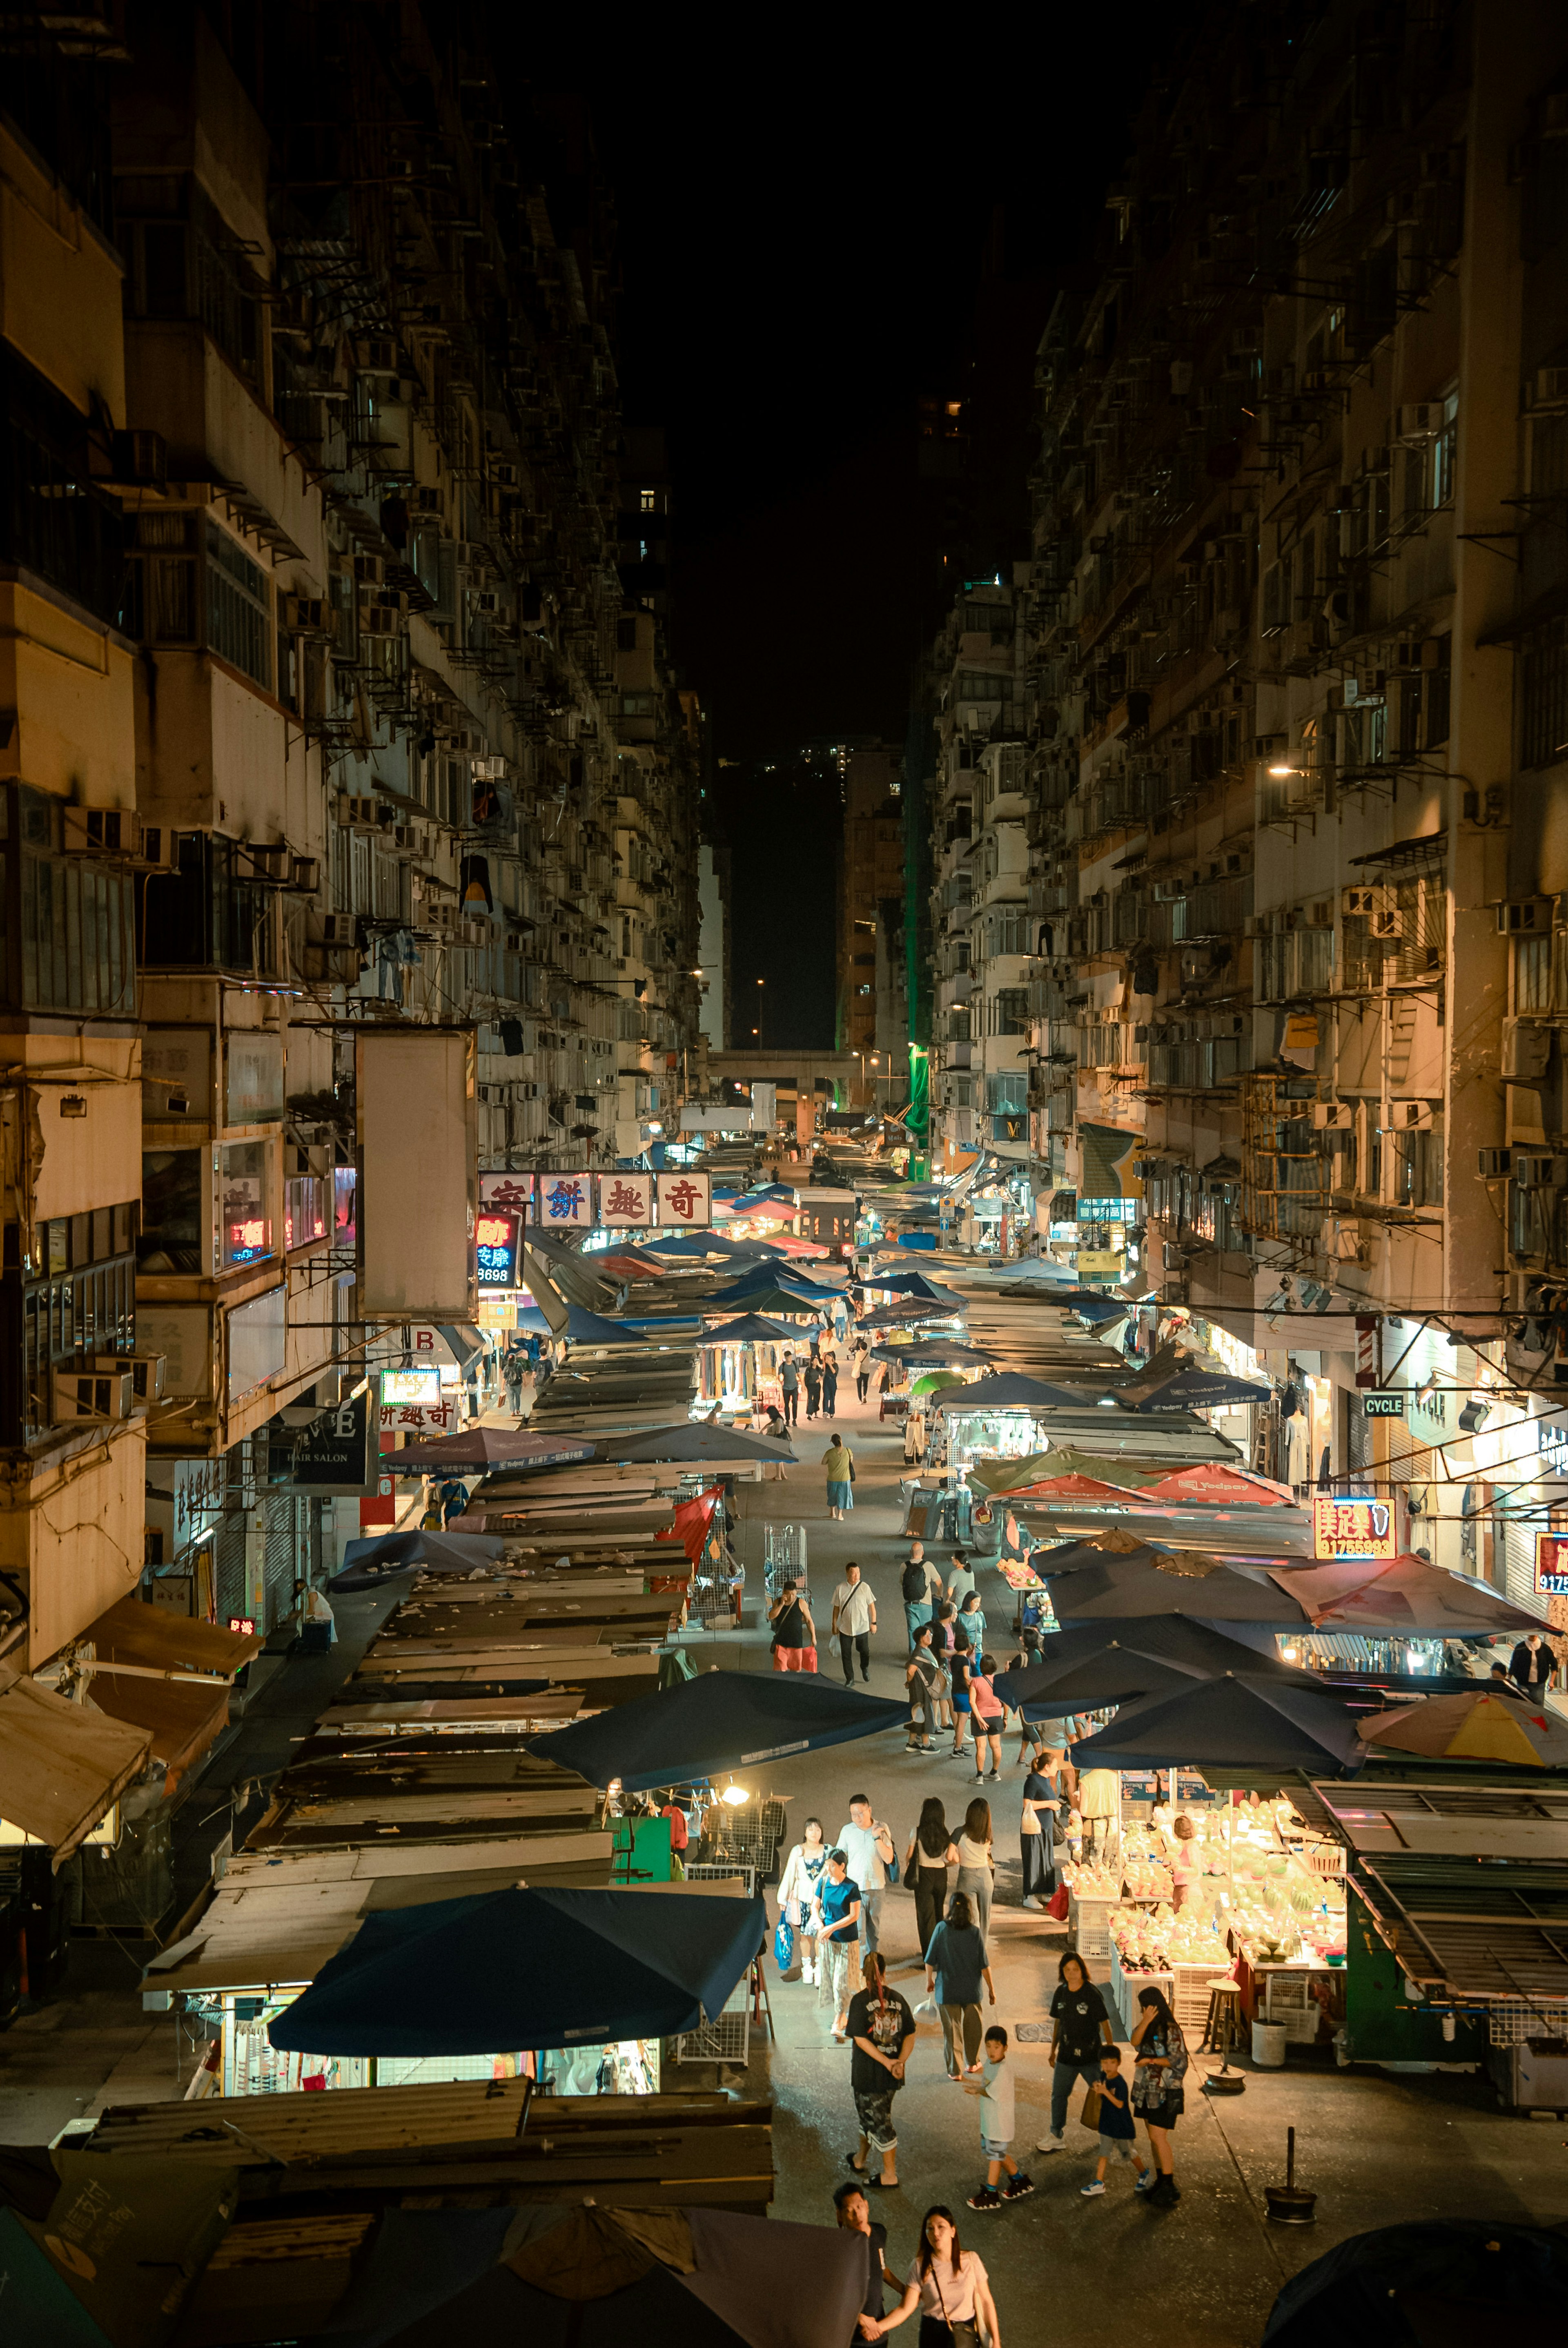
[691, 1311, 805, 1417]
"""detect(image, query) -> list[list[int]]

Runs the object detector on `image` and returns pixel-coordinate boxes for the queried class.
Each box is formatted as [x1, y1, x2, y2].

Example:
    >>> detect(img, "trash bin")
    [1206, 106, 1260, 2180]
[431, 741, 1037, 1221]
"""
[1252, 2021, 1287, 2067]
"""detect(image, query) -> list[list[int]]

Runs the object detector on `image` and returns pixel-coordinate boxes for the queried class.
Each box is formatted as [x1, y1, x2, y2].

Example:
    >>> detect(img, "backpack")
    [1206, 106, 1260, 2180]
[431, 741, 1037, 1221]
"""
[902, 1560, 927, 1602]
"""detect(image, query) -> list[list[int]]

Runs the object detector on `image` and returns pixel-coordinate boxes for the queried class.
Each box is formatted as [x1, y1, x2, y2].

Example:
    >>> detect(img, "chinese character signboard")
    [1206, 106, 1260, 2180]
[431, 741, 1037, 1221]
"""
[598, 1172, 653, 1225]
[1536, 1533, 1568, 1598]
[480, 1173, 534, 1215]
[475, 1210, 521, 1289]
[1312, 1494, 1397, 1562]
[537, 1173, 593, 1228]
[657, 1171, 711, 1227]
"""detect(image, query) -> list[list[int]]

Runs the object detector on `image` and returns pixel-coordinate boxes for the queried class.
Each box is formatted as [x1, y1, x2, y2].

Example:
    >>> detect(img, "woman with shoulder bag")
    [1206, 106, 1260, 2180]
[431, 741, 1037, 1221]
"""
[904, 1797, 957, 1958]
[776, 1816, 829, 1985]
[953, 1797, 995, 1945]
[869, 2203, 1000, 2348]
[1130, 1983, 1189, 2207]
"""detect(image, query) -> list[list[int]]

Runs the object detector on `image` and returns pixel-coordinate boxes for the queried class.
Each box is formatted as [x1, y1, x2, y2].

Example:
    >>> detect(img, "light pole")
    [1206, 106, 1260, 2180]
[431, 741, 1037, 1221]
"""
[755, 976, 765, 1051]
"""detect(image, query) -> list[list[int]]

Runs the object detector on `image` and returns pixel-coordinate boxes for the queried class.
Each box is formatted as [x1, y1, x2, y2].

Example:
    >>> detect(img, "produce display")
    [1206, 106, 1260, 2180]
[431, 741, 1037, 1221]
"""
[1109, 1905, 1230, 1973]
[1065, 1791, 1348, 1968]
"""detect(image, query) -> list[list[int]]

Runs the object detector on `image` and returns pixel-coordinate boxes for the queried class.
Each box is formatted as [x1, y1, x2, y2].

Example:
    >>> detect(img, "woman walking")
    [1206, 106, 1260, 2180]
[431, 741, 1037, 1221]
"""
[922, 1890, 995, 2080]
[933, 1604, 959, 1737]
[871, 2206, 1000, 2347]
[1131, 1983, 1189, 2206]
[803, 1356, 822, 1420]
[768, 1578, 817, 1673]
[823, 1432, 855, 1521]
[822, 1356, 839, 1419]
[948, 1631, 973, 1758]
[954, 1798, 995, 1945]
[845, 1950, 916, 2192]
[1035, 1951, 1116, 2155]
[853, 1337, 872, 1404]
[1019, 1757, 1060, 1908]
[904, 1797, 956, 1959]
[777, 1816, 829, 1983]
[958, 1590, 987, 1657]
[967, 1652, 1005, 1783]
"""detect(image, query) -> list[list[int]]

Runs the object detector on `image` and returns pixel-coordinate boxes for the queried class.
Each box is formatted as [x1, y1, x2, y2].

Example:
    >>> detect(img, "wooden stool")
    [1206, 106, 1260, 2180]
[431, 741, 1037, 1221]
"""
[1202, 1979, 1245, 2060]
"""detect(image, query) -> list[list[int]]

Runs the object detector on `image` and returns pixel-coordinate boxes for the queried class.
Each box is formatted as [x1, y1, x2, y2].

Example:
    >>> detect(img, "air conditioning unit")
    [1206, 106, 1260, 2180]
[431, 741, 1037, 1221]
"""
[351, 553, 384, 586]
[1342, 886, 1387, 917]
[54, 1370, 135, 1424]
[1513, 1154, 1568, 1187]
[303, 942, 363, 984]
[1497, 897, 1552, 934]
[354, 336, 399, 372]
[281, 594, 329, 634]
[492, 462, 520, 488]
[1320, 1218, 1363, 1261]
[1502, 1018, 1552, 1081]
[1478, 1147, 1512, 1178]
[1525, 367, 1568, 413]
[139, 826, 181, 871]
[1394, 402, 1444, 441]
[245, 843, 290, 881]
[391, 825, 416, 853]
[338, 796, 380, 830]
[1312, 1101, 1355, 1129]
[1387, 1099, 1434, 1131]
[412, 486, 443, 513]
[315, 912, 357, 947]
[63, 807, 143, 858]
[91, 1352, 167, 1403]
[289, 855, 320, 894]
[1161, 1242, 1188, 1270]
[111, 427, 168, 484]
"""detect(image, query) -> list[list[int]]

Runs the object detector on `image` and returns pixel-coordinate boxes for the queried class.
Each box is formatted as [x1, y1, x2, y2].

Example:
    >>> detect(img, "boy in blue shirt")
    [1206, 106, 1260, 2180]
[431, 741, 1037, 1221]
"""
[1080, 2046, 1147, 2196]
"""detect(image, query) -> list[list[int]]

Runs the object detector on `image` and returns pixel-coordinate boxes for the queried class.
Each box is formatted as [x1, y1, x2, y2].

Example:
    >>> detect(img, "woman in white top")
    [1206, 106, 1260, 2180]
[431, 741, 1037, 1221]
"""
[953, 1796, 995, 1946]
[776, 1816, 829, 1984]
[871, 2205, 1000, 2347]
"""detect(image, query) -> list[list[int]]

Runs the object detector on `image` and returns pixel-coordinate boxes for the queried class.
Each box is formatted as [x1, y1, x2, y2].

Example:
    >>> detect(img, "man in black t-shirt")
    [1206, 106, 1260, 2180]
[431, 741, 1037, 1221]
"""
[845, 1952, 917, 2189]
[1036, 1949, 1116, 2154]
[833, 2180, 897, 2342]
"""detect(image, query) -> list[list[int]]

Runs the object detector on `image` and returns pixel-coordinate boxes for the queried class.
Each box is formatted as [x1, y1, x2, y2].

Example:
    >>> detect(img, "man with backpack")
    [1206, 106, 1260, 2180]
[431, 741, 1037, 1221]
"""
[902, 1540, 945, 1652]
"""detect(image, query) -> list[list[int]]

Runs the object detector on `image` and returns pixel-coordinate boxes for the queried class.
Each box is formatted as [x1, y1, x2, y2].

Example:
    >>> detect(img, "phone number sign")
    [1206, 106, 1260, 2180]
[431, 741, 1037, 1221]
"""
[1312, 1494, 1396, 1562]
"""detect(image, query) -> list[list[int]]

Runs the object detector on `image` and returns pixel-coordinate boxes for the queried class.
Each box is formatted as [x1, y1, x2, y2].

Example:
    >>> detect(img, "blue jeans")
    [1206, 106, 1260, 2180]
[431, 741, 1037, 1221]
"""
[1049, 2056, 1107, 2139]
[904, 1600, 933, 1650]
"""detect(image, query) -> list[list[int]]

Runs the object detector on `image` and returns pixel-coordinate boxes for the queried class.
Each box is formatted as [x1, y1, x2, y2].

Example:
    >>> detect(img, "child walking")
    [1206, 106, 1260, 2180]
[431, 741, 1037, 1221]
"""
[965, 2026, 1035, 2209]
[1080, 2047, 1147, 2197]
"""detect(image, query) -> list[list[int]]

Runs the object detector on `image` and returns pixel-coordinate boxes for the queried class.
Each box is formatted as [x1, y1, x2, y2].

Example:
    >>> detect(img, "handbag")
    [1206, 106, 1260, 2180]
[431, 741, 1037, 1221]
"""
[920, 2261, 980, 2348]
[1078, 2081, 1102, 2130]
[773, 1915, 795, 1972]
[849, 1459, 857, 1483]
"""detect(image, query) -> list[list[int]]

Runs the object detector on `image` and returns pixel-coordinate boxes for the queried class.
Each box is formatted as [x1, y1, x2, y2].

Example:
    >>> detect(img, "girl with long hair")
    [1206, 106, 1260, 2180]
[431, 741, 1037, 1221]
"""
[776, 1815, 828, 1984]
[870, 2205, 1001, 2346]
[954, 1796, 994, 1944]
[903, 1796, 957, 1957]
[1130, 1983, 1189, 2207]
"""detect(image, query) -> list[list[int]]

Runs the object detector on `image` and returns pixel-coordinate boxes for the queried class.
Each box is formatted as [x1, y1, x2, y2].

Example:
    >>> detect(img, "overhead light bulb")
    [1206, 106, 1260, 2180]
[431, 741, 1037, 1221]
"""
[719, 1782, 749, 1807]
[1267, 762, 1299, 777]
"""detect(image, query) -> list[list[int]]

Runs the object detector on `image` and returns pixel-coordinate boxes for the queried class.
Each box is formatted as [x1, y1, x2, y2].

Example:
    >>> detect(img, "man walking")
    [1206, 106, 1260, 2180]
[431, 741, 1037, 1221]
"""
[779, 1353, 800, 1426]
[831, 1561, 877, 1683]
[836, 1794, 895, 1955]
[901, 1540, 945, 1651]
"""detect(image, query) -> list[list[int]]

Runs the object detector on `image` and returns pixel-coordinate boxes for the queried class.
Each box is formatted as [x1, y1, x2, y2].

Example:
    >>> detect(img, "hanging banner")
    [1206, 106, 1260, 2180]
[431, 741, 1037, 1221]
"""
[597, 1171, 653, 1225]
[357, 1029, 477, 1318]
[656, 1170, 712, 1228]
[536, 1172, 595, 1228]
[475, 1209, 522, 1290]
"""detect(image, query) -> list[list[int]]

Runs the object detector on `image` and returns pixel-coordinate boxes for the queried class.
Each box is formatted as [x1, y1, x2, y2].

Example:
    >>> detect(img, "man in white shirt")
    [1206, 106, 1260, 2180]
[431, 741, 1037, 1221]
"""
[836, 1793, 895, 1955]
[831, 1562, 878, 1684]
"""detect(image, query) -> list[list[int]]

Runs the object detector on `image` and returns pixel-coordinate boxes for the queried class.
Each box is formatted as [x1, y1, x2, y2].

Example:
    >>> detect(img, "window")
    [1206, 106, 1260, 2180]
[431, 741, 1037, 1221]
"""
[1522, 614, 1568, 771]
[220, 1141, 272, 1270]
[995, 988, 1029, 1035]
[639, 488, 657, 512]
[284, 1174, 327, 1250]
[140, 1149, 205, 1273]
[206, 520, 271, 690]
[1517, 932, 1552, 1013]
[986, 1072, 1027, 1112]
[0, 343, 126, 629]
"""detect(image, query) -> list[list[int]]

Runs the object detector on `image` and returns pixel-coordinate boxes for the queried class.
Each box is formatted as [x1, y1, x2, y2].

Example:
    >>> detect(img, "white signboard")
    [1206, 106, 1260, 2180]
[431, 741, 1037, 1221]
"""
[357, 1029, 477, 1318]
[536, 1172, 594, 1227]
[657, 1171, 712, 1228]
[597, 1171, 653, 1225]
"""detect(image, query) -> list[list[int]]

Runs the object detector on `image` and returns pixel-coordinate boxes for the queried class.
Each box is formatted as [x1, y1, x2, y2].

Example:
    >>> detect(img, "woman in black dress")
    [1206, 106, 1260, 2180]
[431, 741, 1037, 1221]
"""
[903, 1797, 956, 1959]
[1019, 1760, 1060, 1907]
[822, 1359, 839, 1419]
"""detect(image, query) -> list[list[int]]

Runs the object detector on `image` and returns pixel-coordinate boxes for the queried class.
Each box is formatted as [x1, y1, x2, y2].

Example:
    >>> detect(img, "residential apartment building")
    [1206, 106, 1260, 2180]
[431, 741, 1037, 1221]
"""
[836, 742, 904, 1092]
[921, 0, 1568, 1606]
[0, 4, 702, 1913]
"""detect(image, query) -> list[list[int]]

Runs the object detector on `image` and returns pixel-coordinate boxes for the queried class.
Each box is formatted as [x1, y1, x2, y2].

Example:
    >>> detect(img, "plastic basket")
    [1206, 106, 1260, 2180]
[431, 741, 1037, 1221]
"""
[1068, 1893, 1114, 1960]
[1171, 1962, 1227, 2033]
[1489, 2000, 1568, 2047]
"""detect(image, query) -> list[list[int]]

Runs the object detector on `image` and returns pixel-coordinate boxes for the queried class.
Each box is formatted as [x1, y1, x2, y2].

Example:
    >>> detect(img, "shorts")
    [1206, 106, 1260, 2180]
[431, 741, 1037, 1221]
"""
[1135, 2092, 1184, 2130]
[854, 2087, 899, 2153]
[981, 2137, 1012, 2161]
[1098, 2134, 1136, 2163]
[772, 1646, 817, 1672]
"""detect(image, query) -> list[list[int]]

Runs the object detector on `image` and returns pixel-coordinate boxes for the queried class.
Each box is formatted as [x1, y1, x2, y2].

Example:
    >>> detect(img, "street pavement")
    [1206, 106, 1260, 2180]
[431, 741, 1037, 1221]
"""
[713, 1379, 1568, 2346]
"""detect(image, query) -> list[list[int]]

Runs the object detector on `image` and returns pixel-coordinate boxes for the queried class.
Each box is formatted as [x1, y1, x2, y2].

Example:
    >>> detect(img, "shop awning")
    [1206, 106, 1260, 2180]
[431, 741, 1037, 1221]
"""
[524, 1669, 908, 1791]
[89, 1675, 229, 1790]
[330, 1529, 510, 1590]
[267, 1883, 766, 2056]
[0, 1666, 151, 1857]
[81, 1595, 265, 1680]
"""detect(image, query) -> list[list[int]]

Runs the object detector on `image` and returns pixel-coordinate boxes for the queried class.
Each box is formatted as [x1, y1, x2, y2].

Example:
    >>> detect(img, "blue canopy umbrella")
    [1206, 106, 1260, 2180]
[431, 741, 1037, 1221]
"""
[638, 1232, 774, 1260]
[595, 1422, 798, 1464]
[330, 1528, 508, 1590]
[1053, 1553, 1307, 1624]
[514, 1302, 674, 1347]
[702, 1279, 833, 1316]
[868, 1339, 995, 1368]
[933, 1371, 1091, 1411]
[1120, 1367, 1272, 1412]
[709, 1262, 840, 1301]
[699, 1313, 806, 1346]
[268, 1885, 766, 2057]
[863, 1271, 967, 1309]
[524, 1669, 908, 1791]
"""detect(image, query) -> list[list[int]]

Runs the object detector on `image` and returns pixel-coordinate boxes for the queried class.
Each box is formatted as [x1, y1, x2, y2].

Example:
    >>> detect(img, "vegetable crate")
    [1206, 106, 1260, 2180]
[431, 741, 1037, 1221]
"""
[1068, 1893, 1114, 1961]
[1171, 1963, 1227, 2035]
[1258, 1969, 1324, 2046]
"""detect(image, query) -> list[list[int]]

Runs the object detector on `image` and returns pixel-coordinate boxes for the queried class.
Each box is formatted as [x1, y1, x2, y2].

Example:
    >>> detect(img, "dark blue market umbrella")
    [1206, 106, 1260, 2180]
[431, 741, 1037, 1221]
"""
[933, 1371, 1090, 1411]
[330, 1528, 508, 1590]
[1262, 2221, 1568, 2348]
[992, 1622, 1323, 1712]
[1053, 1554, 1308, 1624]
[868, 1339, 995, 1368]
[701, 1281, 831, 1319]
[595, 1422, 798, 1464]
[699, 1313, 806, 1346]
[268, 1885, 766, 2058]
[524, 1669, 908, 1791]
[513, 1302, 674, 1347]
[1069, 1671, 1363, 1771]
[638, 1232, 775, 1259]
[1120, 1367, 1272, 1411]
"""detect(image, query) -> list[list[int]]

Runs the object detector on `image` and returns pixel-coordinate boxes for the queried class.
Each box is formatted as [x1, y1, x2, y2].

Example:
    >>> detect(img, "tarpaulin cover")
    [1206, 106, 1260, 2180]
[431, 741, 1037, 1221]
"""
[640, 1232, 775, 1258]
[268, 1885, 766, 2057]
[332, 1529, 509, 1589]
[863, 1271, 966, 1307]
[514, 1303, 676, 1347]
[0, 1669, 150, 1858]
[1070, 1671, 1364, 1771]
[2, 2148, 239, 2348]
[385, 1428, 597, 1474]
[868, 1340, 995, 1368]
[1053, 1555, 1308, 1624]
[1261, 2221, 1568, 2348]
[524, 1669, 908, 1791]
[1356, 1688, 1568, 1768]
[1269, 1553, 1546, 1633]
[656, 1488, 724, 1567]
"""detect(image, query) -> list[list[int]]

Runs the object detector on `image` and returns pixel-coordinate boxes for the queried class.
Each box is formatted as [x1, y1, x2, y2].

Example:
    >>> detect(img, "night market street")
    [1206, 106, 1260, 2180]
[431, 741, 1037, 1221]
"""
[706, 1384, 1568, 2344]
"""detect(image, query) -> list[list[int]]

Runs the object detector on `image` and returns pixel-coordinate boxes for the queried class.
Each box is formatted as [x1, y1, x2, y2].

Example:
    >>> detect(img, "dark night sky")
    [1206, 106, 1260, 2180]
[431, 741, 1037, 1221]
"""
[518, 28, 1170, 1046]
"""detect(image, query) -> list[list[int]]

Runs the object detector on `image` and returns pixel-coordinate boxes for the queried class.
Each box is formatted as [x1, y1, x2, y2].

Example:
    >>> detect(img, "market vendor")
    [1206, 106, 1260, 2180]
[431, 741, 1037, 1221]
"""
[1168, 1813, 1199, 1909]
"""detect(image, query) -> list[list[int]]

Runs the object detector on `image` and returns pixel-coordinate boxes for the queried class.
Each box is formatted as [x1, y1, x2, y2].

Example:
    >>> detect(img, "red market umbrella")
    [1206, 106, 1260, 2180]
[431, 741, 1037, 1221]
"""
[1005, 1473, 1139, 1502]
[388, 1427, 596, 1474]
[1143, 1463, 1294, 1507]
[1269, 1553, 1546, 1633]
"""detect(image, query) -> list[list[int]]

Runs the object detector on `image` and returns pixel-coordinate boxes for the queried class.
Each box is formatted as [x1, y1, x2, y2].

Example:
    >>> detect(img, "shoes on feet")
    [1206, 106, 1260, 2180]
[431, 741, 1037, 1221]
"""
[1133, 2170, 1156, 2192]
[1079, 2181, 1106, 2198]
[1035, 2135, 1066, 2155]
[1002, 2175, 1035, 2200]
[966, 2188, 1002, 2211]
